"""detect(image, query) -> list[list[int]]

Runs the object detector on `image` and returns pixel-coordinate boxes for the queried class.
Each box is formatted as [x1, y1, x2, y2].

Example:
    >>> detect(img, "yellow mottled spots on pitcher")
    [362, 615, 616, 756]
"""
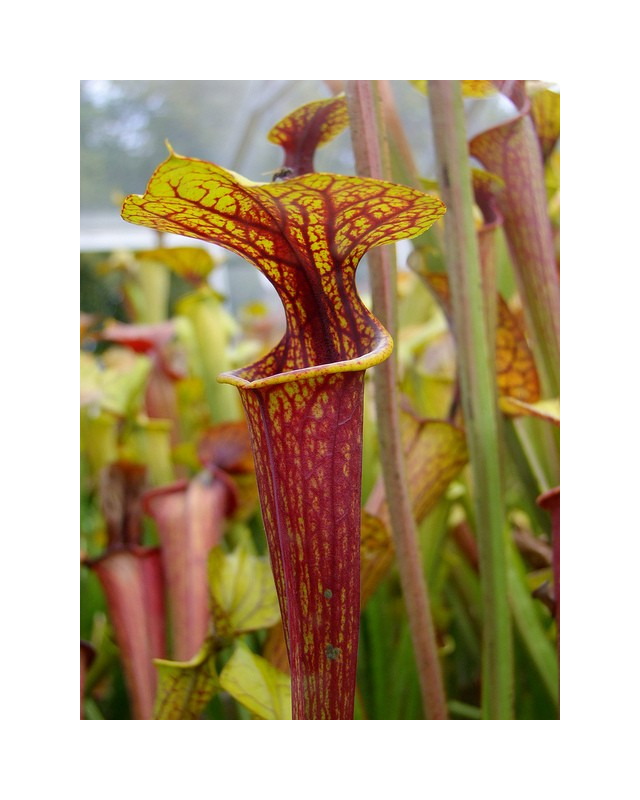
[121, 148, 447, 720]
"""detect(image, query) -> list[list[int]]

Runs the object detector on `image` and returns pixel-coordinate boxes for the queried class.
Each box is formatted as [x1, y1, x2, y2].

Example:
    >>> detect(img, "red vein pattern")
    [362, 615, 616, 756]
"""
[267, 95, 349, 176]
[122, 150, 445, 719]
[243, 371, 364, 718]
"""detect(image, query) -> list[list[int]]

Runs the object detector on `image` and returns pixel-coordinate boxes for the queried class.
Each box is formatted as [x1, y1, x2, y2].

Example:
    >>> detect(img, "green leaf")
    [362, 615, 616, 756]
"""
[507, 539, 559, 708]
[499, 396, 560, 425]
[153, 641, 219, 720]
[219, 642, 292, 720]
[529, 86, 560, 162]
[209, 546, 280, 638]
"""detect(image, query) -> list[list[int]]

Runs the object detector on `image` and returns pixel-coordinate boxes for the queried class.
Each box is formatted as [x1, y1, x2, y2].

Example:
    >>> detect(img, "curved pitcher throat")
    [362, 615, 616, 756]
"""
[220, 269, 393, 390]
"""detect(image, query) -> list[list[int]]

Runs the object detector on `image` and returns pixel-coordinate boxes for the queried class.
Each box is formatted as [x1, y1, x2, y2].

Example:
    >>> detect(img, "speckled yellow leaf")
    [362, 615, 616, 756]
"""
[424, 272, 541, 406]
[153, 641, 219, 720]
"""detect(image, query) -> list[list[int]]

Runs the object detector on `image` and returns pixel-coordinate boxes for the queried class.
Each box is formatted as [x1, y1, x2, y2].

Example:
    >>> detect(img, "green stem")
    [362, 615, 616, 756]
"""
[513, 417, 553, 494]
[427, 81, 513, 719]
[346, 80, 448, 720]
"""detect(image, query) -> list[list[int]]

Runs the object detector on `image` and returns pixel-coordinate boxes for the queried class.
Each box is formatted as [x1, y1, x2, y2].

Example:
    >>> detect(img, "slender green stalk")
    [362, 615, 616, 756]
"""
[346, 80, 448, 720]
[427, 81, 513, 719]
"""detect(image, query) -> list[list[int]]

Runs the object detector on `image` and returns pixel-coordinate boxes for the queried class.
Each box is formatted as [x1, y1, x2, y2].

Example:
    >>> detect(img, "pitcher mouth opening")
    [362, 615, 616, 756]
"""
[217, 324, 393, 391]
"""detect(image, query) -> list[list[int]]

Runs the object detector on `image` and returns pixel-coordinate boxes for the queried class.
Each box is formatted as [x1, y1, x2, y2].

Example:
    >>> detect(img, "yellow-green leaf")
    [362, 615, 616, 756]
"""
[529, 86, 560, 162]
[411, 80, 497, 98]
[219, 642, 292, 720]
[360, 511, 394, 605]
[153, 641, 219, 720]
[424, 272, 541, 406]
[498, 396, 560, 425]
[402, 412, 470, 525]
[137, 246, 220, 284]
[209, 546, 280, 638]
[80, 348, 152, 417]
[362, 410, 469, 603]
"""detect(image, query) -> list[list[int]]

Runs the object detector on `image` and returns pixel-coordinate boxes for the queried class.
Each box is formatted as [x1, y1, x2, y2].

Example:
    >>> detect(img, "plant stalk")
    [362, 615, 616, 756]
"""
[346, 80, 448, 720]
[427, 81, 513, 719]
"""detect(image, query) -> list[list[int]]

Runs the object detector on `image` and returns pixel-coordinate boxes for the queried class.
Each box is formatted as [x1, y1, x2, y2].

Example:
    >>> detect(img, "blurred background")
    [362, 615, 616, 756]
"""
[80, 79, 442, 319]
[80, 79, 518, 319]
[80, 80, 439, 225]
